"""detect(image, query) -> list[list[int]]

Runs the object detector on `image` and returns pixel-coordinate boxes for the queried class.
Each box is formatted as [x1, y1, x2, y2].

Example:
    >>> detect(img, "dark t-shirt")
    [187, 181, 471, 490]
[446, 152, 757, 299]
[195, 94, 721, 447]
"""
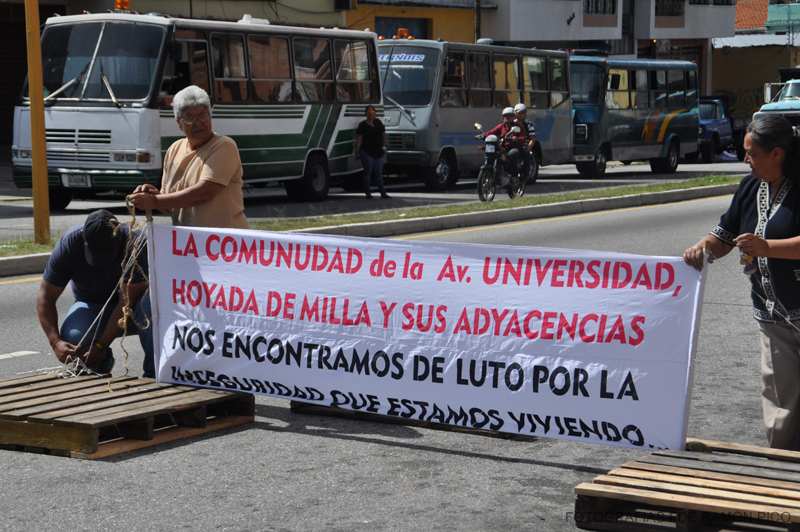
[712, 174, 800, 322]
[357, 119, 386, 159]
[43, 224, 148, 304]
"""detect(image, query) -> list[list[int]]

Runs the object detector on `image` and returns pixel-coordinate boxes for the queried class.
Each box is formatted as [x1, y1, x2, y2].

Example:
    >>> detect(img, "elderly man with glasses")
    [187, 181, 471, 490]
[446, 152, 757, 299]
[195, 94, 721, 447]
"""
[130, 85, 248, 229]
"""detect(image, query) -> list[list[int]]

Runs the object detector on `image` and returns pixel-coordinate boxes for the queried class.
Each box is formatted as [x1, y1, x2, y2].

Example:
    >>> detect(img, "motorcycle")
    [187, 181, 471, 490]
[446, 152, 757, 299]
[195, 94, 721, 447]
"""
[473, 123, 526, 202]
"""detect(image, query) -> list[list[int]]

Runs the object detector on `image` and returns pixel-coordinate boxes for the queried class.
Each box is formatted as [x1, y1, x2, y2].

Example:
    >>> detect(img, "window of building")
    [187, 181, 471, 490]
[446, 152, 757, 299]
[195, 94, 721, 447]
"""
[469, 52, 492, 107]
[522, 56, 548, 109]
[293, 37, 334, 102]
[655, 0, 684, 16]
[550, 57, 569, 107]
[334, 40, 376, 103]
[249, 35, 292, 103]
[712, 0, 734, 5]
[688, 0, 710, 5]
[494, 54, 520, 108]
[440, 51, 467, 107]
[584, 0, 616, 15]
[211, 33, 247, 102]
[375, 17, 428, 40]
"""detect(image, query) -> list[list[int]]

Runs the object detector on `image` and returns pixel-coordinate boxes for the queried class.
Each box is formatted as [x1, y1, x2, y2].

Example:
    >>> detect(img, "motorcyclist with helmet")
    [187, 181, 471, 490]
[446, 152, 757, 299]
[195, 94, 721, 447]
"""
[515, 103, 535, 181]
[474, 107, 526, 182]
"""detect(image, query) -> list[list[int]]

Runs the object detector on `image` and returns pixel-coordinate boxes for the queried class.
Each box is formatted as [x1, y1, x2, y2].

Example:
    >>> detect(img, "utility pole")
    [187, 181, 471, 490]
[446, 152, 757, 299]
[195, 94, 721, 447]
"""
[475, 0, 481, 43]
[24, 0, 50, 244]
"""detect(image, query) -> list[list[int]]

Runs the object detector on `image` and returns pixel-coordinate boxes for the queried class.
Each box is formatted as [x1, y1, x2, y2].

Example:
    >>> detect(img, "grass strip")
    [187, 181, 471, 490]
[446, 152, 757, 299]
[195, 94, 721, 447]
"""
[0, 174, 741, 257]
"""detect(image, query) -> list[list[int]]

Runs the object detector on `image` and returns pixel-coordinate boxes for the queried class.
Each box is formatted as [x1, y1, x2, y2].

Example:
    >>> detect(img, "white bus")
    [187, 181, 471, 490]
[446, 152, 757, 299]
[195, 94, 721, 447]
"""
[12, 12, 381, 209]
[378, 38, 573, 190]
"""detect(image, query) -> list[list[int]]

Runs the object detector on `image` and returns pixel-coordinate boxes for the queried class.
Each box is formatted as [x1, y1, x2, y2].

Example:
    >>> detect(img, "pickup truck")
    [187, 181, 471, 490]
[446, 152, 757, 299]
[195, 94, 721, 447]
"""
[694, 99, 734, 163]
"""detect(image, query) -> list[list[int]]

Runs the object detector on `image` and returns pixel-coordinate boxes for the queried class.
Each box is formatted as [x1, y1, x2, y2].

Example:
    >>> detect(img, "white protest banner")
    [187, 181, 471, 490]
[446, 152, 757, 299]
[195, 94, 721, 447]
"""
[147, 224, 706, 450]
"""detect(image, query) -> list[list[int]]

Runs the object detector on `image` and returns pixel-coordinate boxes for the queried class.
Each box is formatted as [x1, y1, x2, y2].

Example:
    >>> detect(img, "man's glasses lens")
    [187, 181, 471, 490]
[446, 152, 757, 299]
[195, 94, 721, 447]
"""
[182, 114, 210, 125]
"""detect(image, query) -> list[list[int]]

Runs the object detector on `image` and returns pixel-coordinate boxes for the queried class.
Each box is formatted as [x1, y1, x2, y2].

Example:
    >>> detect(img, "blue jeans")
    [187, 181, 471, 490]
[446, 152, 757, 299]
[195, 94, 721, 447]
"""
[360, 150, 386, 195]
[61, 291, 154, 377]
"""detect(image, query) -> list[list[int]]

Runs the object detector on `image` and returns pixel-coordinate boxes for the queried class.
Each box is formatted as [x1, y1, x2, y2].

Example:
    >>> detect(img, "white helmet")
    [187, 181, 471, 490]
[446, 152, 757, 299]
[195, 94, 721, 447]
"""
[514, 103, 527, 113]
[502, 107, 515, 117]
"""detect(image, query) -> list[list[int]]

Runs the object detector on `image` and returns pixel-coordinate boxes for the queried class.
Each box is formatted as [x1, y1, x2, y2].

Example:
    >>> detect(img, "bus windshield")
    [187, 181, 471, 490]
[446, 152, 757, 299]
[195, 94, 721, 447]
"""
[380, 46, 441, 106]
[570, 63, 604, 105]
[30, 22, 166, 101]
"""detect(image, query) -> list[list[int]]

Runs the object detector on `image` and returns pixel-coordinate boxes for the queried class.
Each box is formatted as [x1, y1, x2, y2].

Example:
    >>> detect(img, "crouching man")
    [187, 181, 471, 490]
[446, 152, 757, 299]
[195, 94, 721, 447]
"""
[36, 209, 154, 377]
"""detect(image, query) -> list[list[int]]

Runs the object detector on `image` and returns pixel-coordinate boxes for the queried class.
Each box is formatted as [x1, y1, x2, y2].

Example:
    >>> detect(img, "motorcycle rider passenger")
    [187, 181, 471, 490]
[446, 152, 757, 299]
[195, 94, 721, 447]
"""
[475, 107, 526, 182]
[514, 103, 535, 180]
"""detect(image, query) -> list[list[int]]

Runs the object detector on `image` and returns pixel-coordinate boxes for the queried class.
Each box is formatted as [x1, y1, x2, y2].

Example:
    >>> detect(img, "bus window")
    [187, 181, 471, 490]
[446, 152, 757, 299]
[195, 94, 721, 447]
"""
[631, 69, 648, 109]
[381, 47, 440, 106]
[650, 70, 667, 110]
[668, 69, 685, 108]
[686, 70, 698, 106]
[161, 37, 210, 98]
[494, 54, 520, 107]
[469, 52, 492, 107]
[440, 50, 467, 107]
[293, 38, 334, 102]
[522, 56, 547, 109]
[249, 35, 292, 103]
[570, 62, 603, 105]
[605, 68, 630, 109]
[211, 33, 247, 102]
[549, 57, 569, 107]
[334, 40, 375, 103]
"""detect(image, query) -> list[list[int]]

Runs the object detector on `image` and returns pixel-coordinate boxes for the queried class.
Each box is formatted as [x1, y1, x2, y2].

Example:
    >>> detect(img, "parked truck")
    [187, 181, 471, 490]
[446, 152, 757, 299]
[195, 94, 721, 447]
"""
[755, 68, 800, 130]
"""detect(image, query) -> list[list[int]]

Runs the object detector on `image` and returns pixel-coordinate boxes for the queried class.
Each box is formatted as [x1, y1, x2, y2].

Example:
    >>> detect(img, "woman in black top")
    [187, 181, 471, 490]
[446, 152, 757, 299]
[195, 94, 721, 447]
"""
[355, 105, 390, 199]
[684, 115, 800, 450]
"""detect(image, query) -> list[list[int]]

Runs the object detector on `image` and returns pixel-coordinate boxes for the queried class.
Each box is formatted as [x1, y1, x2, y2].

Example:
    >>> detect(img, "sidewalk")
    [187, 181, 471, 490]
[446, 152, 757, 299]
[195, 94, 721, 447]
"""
[0, 182, 739, 278]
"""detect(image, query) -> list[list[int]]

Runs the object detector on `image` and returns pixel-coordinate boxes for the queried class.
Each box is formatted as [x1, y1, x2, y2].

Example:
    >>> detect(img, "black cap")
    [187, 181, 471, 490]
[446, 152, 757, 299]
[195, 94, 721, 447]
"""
[83, 210, 120, 267]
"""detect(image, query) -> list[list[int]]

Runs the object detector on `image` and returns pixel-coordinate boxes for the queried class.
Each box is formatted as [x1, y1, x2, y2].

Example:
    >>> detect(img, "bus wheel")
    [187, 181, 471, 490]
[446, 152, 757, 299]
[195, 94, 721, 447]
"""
[49, 189, 72, 211]
[576, 148, 606, 177]
[300, 153, 330, 201]
[651, 141, 679, 174]
[424, 152, 459, 191]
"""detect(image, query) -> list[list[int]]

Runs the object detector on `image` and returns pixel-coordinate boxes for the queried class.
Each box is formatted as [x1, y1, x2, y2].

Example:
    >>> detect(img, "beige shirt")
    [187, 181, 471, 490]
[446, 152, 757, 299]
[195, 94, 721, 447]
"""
[161, 133, 249, 229]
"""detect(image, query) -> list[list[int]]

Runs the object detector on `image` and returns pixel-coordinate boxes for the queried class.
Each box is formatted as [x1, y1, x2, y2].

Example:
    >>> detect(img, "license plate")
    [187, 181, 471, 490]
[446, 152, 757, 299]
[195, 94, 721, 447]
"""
[485, 145, 495, 153]
[62, 174, 90, 187]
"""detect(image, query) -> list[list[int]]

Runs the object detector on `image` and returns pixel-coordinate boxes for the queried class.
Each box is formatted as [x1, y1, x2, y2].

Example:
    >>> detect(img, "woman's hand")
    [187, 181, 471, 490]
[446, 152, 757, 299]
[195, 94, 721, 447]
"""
[683, 244, 707, 271]
[735, 233, 769, 257]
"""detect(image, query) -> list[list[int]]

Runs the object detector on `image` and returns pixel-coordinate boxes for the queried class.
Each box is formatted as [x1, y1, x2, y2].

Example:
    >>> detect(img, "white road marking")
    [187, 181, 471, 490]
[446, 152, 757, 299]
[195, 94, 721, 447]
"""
[0, 351, 38, 360]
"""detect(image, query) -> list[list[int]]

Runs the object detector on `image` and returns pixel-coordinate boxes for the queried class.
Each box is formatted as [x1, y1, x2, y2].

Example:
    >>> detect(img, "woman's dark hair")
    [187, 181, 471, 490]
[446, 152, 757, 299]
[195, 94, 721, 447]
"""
[747, 115, 800, 180]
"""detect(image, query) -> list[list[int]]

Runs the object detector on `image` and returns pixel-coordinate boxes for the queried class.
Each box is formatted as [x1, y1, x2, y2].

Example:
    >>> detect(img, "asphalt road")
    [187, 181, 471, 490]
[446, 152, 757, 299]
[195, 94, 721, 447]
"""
[0, 194, 763, 532]
[0, 158, 749, 242]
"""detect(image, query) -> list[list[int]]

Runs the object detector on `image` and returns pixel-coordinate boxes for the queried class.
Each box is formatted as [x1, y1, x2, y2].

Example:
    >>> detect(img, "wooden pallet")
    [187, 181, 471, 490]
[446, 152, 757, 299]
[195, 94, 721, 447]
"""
[574, 440, 800, 532]
[0, 373, 254, 459]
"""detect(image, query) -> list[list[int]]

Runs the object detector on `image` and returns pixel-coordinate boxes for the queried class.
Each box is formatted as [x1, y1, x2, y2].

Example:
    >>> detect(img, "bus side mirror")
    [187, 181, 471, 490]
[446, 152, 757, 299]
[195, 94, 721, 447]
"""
[610, 73, 621, 91]
[169, 41, 183, 62]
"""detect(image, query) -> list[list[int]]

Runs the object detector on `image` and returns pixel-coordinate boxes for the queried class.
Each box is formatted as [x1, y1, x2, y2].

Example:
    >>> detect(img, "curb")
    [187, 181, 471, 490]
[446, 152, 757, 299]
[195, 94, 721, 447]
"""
[0, 183, 738, 278]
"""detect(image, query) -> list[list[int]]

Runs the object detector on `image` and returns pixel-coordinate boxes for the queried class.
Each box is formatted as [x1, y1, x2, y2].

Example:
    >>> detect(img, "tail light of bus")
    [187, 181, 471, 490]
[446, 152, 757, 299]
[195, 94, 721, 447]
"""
[574, 124, 588, 140]
[402, 133, 415, 149]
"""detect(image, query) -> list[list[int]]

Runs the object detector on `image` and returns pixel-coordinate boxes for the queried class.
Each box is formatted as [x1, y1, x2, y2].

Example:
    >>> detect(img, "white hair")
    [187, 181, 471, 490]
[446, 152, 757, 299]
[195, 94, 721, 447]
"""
[173, 85, 211, 120]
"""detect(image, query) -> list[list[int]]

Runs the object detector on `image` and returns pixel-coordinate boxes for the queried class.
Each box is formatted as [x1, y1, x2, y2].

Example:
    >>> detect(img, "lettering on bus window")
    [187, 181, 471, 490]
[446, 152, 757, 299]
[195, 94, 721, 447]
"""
[440, 51, 467, 107]
[686, 70, 698, 106]
[293, 38, 334, 102]
[493, 54, 520, 108]
[249, 35, 292, 103]
[522, 56, 547, 109]
[650, 70, 667, 110]
[549, 58, 569, 108]
[335, 40, 376, 103]
[668, 69, 685, 108]
[211, 33, 248, 102]
[631, 70, 648, 109]
[605, 68, 630, 109]
[469, 52, 492, 107]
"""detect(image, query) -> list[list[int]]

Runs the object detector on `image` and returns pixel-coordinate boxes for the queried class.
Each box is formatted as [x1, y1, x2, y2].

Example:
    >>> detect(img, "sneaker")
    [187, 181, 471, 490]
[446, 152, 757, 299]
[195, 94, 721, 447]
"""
[365, 193, 373, 199]
[380, 193, 391, 199]
[88, 350, 115, 375]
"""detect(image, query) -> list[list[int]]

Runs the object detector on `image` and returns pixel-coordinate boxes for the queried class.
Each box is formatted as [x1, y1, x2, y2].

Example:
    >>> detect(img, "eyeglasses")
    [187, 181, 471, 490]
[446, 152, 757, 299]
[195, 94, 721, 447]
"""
[181, 114, 210, 125]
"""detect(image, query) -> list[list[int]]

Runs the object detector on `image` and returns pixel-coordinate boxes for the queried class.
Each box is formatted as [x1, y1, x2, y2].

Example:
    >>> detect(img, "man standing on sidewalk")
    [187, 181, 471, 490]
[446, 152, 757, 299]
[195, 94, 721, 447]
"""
[36, 209, 154, 376]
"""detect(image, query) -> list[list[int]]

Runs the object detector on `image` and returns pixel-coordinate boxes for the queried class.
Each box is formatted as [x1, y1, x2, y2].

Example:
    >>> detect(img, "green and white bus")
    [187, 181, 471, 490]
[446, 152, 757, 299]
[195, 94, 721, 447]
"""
[12, 12, 381, 209]
[569, 57, 700, 176]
